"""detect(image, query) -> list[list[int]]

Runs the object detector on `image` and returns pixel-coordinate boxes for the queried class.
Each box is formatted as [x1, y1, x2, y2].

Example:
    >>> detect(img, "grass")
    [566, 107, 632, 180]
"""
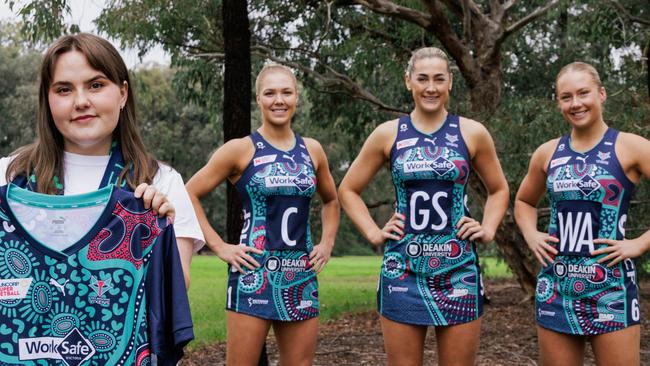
[187, 255, 512, 347]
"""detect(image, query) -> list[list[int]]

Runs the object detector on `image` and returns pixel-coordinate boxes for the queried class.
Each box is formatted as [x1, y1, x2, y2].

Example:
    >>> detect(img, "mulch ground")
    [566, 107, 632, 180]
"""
[182, 279, 650, 365]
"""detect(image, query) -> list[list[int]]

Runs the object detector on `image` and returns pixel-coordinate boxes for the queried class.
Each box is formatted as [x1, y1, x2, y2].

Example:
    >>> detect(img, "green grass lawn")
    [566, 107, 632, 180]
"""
[188, 255, 511, 347]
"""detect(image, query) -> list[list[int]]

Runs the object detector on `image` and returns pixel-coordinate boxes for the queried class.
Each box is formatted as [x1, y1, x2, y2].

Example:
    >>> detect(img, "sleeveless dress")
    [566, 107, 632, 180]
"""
[225, 131, 319, 321]
[0, 143, 193, 365]
[378, 114, 484, 326]
[536, 128, 639, 335]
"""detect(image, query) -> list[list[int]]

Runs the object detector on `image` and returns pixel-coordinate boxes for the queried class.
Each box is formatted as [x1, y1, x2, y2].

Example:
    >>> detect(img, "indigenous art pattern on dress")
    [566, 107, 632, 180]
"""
[537, 128, 639, 335]
[0, 185, 192, 366]
[226, 132, 319, 321]
[379, 114, 484, 326]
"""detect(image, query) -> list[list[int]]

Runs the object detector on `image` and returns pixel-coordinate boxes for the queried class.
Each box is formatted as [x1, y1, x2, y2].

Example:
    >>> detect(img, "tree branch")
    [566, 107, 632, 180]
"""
[352, 0, 432, 29]
[606, 0, 650, 26]
[367, 199, 394, 209]
[503, 0, 561, 39]
[341, 20, 413, 55]
[252, 44, 408, 115]
[437, 0, 463, 17]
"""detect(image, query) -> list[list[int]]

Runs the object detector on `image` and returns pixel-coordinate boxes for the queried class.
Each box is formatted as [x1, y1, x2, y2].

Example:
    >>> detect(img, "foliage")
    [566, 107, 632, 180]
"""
[3, 0, 650, 268]
[0, 21, 40, 156]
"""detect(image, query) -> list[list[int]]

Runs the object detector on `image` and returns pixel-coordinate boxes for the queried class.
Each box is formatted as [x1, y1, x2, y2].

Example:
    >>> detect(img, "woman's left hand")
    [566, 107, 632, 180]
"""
[309, 243, 333, 274]
[592, 238, 646, 267]
[456, 216, 494, 244]
[134, 183, 175, 220]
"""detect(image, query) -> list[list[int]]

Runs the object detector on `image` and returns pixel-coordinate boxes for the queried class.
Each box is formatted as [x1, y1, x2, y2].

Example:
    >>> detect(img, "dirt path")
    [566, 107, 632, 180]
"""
[182, 279, 650, 365]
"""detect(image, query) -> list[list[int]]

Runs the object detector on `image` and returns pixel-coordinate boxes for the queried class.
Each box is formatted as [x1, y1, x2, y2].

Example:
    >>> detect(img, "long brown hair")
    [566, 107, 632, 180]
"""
[6, 33, 158, 193]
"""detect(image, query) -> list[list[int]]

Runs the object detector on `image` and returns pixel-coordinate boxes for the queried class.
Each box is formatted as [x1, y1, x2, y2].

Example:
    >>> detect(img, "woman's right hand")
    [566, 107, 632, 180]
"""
[369, 212, 405, 246]
[524, 230, 559, 267]
[216, 243, 264, 274]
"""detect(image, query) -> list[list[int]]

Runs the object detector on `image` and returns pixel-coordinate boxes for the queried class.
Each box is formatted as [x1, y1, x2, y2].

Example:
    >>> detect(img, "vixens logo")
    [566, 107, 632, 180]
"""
[444, 133, 458, 147]
[400, 123, 408, 132]
[89, 275, 112, 306]
[596, 151, 611, 164]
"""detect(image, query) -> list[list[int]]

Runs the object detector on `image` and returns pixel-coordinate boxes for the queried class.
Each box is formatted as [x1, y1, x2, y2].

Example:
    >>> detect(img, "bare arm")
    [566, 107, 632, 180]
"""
[593, 133, 650, 265]
[185, 138, 263, 273]
[459, 118, 509, 243]
[304, 138, 340, 273]
[338, 120, 402, 246]
[514, 139, 559, 266]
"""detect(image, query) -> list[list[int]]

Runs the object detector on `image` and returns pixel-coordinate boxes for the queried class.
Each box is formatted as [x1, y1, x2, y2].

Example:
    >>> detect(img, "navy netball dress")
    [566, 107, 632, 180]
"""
[378, 114, 483, 326]
[536, 128, 639, 335]
[226, 131, 319, 321]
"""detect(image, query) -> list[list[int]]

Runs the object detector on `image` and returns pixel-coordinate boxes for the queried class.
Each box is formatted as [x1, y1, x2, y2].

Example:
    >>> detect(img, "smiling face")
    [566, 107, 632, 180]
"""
[256, 69, 298, 127]
[405, 57, 452, 114]
[48, 50, 127, 155]
[556, 69, 606, 130]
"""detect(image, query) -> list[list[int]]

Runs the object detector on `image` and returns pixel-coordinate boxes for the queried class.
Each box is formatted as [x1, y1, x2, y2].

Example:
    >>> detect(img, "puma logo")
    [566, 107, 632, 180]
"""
[49, 278, 69, 295]
[283, 154, 296, 164]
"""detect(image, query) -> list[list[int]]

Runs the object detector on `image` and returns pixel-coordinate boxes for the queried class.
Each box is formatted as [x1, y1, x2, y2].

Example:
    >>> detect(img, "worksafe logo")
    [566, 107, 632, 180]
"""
[577, 175, 600, 196]
[403, 156, 454, 175]
[19, 328, 96, 366]
[56, 329, 95, 366]
[264, 173, 314, 192]
[553, 175, 601, 196]
[293, 172, 315, 192]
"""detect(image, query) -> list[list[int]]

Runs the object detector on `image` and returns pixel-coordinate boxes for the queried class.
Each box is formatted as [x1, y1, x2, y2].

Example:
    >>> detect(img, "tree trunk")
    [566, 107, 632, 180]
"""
[223, 0, 252, 244]
[467, 68, 502, 118]
[646, 38, 650, 101]
[467, 179, 537, 298]
[223, 2, 269, 364]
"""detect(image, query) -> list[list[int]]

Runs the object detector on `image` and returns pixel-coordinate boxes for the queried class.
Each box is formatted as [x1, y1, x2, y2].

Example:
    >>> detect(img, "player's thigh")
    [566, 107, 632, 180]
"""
[272, 317, 319, 366]
[434, 317, 481, 366]
[226, 311, 271, 366]
[537, 326, 585, 366]
[591, 325, 640, 366]
[380, 315, 428, 366]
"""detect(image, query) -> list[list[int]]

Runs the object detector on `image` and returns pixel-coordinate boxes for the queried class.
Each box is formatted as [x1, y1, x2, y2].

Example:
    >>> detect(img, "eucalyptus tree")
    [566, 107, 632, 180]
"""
[7, 0, 649, 294]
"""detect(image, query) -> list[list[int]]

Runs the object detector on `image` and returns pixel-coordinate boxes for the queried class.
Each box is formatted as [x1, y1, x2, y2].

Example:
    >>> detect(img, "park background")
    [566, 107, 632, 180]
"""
[0, 0, 649, 364]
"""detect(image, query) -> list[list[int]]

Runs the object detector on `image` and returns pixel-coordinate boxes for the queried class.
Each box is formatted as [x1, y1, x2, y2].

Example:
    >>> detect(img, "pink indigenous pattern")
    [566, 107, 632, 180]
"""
[87, 201, 162, 269]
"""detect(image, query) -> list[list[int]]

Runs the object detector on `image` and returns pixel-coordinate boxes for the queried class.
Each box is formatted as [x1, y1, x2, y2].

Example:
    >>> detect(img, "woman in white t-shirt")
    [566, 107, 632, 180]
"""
[1, 33, 204, 287]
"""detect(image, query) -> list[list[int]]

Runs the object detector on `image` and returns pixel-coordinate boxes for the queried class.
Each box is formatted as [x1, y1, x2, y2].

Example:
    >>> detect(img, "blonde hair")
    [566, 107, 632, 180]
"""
[255, 62, 298, 94]
[405, 47, 451, 77]
[556, 62, 602, 92]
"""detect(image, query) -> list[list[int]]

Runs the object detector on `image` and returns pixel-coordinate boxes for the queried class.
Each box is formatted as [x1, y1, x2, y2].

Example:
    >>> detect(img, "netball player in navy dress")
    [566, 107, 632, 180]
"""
[186, 63, 340, 366]
[515, 62, 650, 366]
[338, 47, 509, 366]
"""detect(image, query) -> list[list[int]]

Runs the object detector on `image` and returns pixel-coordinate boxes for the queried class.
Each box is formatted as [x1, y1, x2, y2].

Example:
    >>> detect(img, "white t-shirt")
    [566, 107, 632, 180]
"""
[0, 152, 205, 251]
